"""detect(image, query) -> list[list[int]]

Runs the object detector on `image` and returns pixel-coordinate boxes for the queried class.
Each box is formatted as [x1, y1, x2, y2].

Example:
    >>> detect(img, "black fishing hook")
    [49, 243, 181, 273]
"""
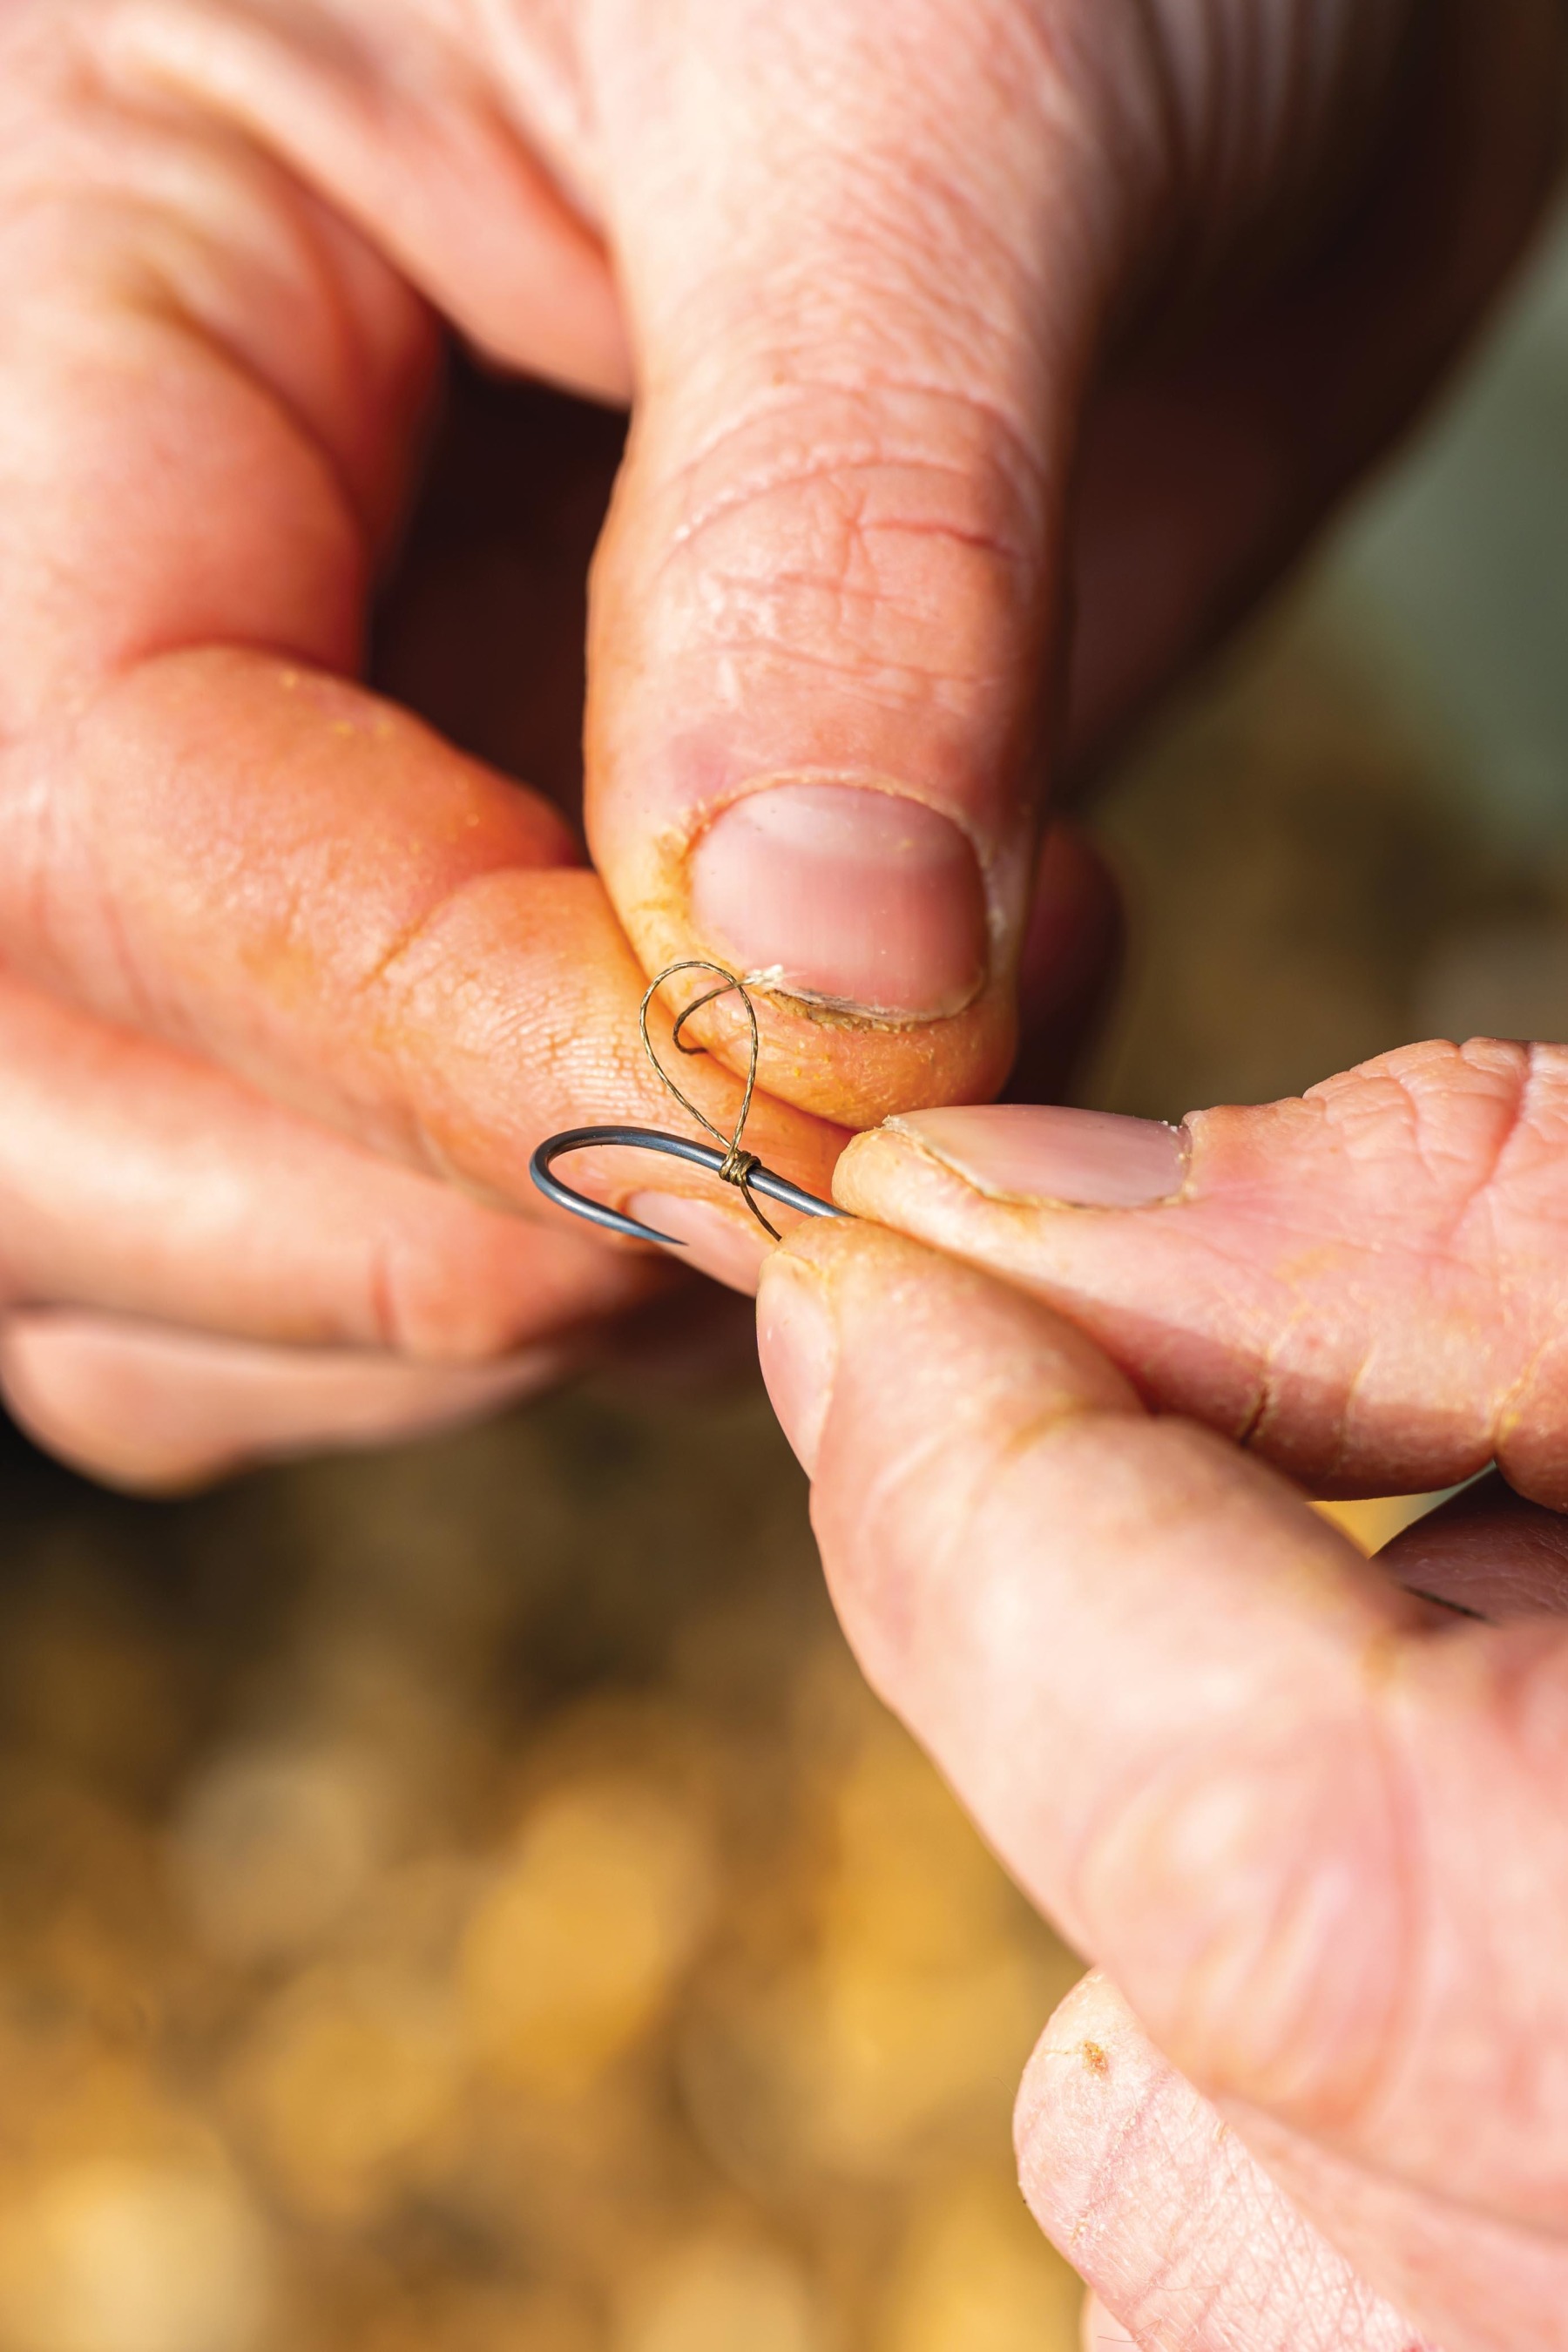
[529, 961, 847, 1247]
[530, 1125, 846, 1247]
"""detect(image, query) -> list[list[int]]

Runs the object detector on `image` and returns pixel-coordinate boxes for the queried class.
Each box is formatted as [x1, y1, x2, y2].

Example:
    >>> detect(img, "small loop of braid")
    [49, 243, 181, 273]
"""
[637, 964, 781, 1240]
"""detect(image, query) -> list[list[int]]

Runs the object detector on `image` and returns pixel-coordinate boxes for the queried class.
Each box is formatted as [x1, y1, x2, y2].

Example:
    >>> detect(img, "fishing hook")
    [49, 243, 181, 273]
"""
[529, 961, 846, 1247]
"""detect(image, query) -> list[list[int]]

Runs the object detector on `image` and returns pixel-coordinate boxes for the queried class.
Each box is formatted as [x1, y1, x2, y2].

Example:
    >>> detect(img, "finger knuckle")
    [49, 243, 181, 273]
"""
[359, 1226, 530, 1365]
[1078, 1717, 1418, 2136]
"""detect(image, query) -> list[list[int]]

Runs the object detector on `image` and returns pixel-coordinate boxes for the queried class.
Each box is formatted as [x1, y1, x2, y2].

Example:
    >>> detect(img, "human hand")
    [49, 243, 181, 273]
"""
[2, 0, 1556, 1488]
[0, 3, 856, 1487]
[757, 1037, 1568, 2349]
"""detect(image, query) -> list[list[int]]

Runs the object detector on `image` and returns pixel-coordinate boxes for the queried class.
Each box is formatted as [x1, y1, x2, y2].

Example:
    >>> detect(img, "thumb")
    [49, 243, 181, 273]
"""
[583, 0, 1140, 1124]
[835, 1037, 1568, 1506]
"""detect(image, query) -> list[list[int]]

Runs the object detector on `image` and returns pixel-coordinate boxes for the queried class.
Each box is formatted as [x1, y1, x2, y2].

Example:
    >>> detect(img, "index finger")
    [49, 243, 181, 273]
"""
[756, 1220, 1568, 2243]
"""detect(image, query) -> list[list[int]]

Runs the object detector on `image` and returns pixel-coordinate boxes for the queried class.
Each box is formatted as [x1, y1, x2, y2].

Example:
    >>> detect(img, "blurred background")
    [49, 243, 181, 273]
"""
[3, 197, 1568, 2352]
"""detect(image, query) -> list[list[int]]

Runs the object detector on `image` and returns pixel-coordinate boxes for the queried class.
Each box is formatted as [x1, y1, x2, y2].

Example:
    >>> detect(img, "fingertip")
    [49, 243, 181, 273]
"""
[756, 1252, 838, 1475]
[0, 1314, 221, 1491]
[624, 1192, 771, 1294]
[1013, 1971, 1133, 2192]
[1012, 1978, 1152, 2350]
[1079, 2295, 1139, 2351]
[0, 1312, 561, 1492]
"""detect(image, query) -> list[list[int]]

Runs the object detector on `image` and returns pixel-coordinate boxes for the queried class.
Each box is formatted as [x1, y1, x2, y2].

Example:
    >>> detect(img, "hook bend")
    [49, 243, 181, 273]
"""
[530, 1125, 847, 1247]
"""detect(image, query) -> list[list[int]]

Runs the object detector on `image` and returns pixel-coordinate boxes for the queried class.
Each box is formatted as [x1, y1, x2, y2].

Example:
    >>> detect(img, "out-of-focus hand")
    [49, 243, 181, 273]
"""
[758, 1037, 1568, 2349]
[0, 0, 1557, 1488]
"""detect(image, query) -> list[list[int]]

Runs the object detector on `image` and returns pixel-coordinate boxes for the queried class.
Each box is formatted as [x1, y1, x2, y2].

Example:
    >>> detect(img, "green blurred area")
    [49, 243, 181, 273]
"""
[1090, 203, 1568, 1126]
[3, 209, 1568, 2352]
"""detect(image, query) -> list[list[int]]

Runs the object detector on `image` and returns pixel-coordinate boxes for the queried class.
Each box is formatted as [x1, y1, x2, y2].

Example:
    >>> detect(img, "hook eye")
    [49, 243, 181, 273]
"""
[530, 1126, 847, 1247]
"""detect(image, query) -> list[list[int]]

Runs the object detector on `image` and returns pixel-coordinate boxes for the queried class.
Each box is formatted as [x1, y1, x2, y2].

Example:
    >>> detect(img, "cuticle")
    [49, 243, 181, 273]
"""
[678, 767, 990, 869]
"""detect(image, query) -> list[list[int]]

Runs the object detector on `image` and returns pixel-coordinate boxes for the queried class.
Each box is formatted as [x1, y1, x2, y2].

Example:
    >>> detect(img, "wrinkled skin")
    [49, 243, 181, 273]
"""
[758, 1040, 1568, 2349]
[0, 0, 1558, 1484]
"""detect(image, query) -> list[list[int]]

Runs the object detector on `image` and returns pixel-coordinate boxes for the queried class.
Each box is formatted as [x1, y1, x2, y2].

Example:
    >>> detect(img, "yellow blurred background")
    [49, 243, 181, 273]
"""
[0, 1368, 1087, 2352]
[5, 204, 1568, 2352]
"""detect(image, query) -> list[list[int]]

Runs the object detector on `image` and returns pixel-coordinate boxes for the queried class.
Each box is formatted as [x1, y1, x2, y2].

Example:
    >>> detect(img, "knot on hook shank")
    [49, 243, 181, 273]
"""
[718, 1146, 761, 1190]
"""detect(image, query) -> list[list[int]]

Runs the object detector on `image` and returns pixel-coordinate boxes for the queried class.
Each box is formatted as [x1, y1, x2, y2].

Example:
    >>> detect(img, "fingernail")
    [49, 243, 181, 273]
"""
[756, 1258, 837, 1475]
[893, 1104, 1185, 1206]
[688, 780, 987, 1019]
[627, 1193, 772, 1294]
